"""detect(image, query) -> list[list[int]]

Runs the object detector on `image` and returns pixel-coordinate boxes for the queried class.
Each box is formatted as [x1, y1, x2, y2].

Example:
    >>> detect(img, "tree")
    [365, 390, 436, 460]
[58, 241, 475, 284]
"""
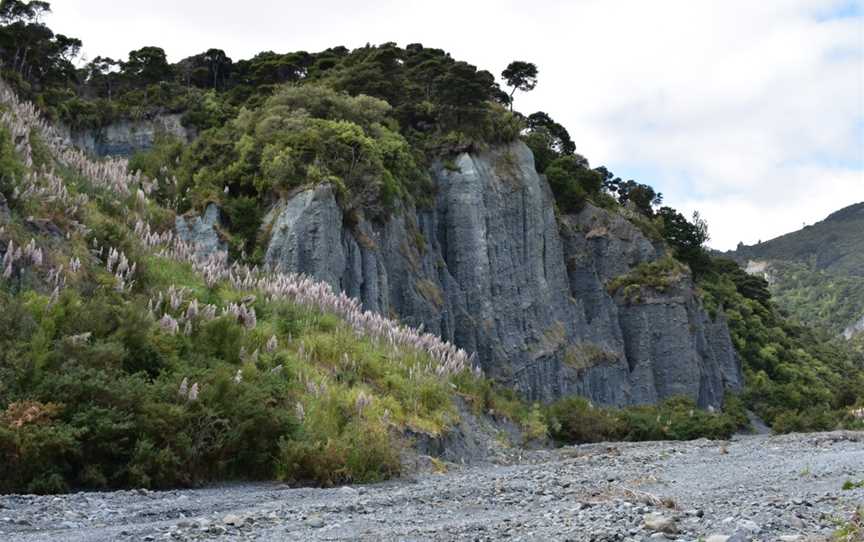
[201, 48, 231, 89]
[0, 1, 79, 90]
[434, 61, 495, 126]
[615, 180, 662, 215]
[544, 154, 603, 213]
[84, 56, 120, 99]
[122, 46, 172, 87]
[658, 207, 711, 273]
[501, 61, 537, 110]
[0, 0, 50, 24]
[526, 112, 575, 154]
[522, 111, 576, 172]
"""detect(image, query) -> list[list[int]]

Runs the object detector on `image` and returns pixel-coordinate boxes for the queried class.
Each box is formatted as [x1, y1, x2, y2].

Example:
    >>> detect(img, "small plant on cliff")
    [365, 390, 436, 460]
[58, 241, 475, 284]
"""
[606, 256, 688, 302]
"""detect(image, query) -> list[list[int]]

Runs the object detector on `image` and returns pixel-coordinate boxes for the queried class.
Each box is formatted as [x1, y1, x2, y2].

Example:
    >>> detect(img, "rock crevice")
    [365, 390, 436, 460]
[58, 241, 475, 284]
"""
[218, 141, 743, 406]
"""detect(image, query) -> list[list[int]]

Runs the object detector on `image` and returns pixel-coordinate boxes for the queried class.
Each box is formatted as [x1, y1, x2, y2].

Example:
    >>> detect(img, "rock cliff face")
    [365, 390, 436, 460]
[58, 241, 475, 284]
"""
[176, 203, 228, 255]
[63, 114, 192, 158]
[844, 315, 864, 340]
[257, 142, 742, 407]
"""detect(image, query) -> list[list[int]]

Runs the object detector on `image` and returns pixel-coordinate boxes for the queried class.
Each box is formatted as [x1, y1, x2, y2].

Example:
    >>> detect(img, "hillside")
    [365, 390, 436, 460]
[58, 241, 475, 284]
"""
[728, 202, 864, 344]
[1, 0, 863, 495]
[730, 202, 864, 276]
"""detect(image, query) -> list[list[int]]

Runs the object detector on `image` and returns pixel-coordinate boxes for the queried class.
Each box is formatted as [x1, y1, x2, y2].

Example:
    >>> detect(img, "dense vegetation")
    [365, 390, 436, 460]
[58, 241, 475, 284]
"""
[767, 262, 864, 340]
[546, 395, 747, 444]
[697, 258, 864, 431]
[0, 83, 547, 493]
[726, 203, 864, 350]
[1, 0, 862, 493]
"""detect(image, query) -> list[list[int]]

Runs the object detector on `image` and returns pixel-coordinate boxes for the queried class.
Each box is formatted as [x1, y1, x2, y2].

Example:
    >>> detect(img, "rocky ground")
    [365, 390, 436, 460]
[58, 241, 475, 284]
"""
[1, 431, 862, 542]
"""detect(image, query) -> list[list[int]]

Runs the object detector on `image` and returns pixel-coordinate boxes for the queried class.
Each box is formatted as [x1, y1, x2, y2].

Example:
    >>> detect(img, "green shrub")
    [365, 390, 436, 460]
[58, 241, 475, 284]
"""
[619, 397, 737, 441]
[545, 155, 602, 213]
[607, 256, 688, 301]
[547, 396, 623, 443]
[546, 395, 741, 445]
[699, 256, 864, 431]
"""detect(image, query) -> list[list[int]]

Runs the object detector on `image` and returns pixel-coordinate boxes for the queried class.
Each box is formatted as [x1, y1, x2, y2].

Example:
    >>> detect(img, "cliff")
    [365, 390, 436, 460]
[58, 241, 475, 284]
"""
[61, 114, 193, 158]
[250, 141, 742, 407]
[75, 119, 742, 407]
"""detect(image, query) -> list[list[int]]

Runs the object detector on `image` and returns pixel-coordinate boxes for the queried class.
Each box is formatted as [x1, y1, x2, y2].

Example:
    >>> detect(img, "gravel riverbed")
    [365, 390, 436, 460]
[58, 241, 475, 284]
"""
[1, 431, 862, 541]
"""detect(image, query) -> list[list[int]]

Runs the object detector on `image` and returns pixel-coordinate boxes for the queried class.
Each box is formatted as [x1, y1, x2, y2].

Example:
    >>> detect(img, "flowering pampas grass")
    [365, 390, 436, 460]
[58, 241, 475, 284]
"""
[0, 75, 476, 379]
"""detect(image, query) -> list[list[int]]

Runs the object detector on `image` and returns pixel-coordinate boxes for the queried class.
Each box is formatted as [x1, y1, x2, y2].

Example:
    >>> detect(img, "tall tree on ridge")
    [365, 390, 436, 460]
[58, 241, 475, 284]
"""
[501, 60, 537, 111]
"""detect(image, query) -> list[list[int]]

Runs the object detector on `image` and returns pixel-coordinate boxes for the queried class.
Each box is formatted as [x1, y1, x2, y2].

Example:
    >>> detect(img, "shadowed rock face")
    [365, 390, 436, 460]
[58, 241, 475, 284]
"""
[64, 114, 193, 158]
[176, 203, 227, 256]
[220, 141, 742, 407]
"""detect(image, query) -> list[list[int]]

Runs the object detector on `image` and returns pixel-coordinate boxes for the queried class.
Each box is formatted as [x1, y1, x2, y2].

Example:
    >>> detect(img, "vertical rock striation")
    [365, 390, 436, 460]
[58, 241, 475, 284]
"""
[176, 203, 228, 257]
[226, 141, 740, 407]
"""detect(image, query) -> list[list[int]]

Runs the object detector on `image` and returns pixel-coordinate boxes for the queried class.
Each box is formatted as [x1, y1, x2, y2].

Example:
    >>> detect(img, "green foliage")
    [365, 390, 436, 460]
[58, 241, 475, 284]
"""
[545, 154, 603, 213]
[606, 256, 688, 302]
[501, 60, 538, 109]
[842, 480, 864, 491]
[698, 256, 864, 431]
[833, 507, 863, 542]
[546, 395, 742, 444]
[764, 261, 864, 338]
[0, 114, 539, 493]
[156, 85, 433, 255]
[657, 207, 711, 276]
[0, 1, 80, 123]
[0, 124, 24, 198]
[727, 203, 864, 350]
[0, 264, 489, 492]
[522, 111, 575, 173]
[546, 396, 623, 443]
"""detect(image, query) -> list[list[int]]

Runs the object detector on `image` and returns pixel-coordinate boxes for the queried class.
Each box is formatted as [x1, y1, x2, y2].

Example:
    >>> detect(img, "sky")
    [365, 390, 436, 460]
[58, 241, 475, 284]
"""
[46, 0, 864, 250]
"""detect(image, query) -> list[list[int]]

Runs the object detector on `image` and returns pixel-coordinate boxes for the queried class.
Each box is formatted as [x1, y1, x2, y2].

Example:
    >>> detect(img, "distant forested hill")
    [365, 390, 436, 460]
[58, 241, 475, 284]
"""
[730, 202, 864, 276]
[727, 202, 864, 345]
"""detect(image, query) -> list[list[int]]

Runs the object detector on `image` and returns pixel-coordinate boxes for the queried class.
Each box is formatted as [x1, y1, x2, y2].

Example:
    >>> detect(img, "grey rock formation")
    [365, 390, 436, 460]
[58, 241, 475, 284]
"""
[843, 314, 864, 340]
[214, 141, 741, 407]
[264, 187, 346, 287]
[175, 203, 227, 258]
[64, 114, 192, 158]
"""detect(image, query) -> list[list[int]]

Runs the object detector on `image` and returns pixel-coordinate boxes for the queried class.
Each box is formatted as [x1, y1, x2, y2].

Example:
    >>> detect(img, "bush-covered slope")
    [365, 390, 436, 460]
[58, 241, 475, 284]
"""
[696, 259, 864, 431]
[0, 80, 523, 493]
[0, 77, 763, 494]
[1, 1, 862, 490]
[765, 261, 864, 338]
[727, 203, 864, 344]
[730, 203, 864, 277]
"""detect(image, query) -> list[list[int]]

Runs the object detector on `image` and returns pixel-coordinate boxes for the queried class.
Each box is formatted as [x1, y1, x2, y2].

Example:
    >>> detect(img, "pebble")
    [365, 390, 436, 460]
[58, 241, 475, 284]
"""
[737, 519, 760, 533]
[0, 432, 860, 541]
[222, 513, 243, 526]
[643, 512, 677, 534]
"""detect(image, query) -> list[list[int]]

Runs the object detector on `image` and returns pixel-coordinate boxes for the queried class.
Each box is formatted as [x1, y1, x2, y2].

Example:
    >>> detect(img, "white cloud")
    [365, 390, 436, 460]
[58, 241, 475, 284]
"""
[45, 0, 863, 249]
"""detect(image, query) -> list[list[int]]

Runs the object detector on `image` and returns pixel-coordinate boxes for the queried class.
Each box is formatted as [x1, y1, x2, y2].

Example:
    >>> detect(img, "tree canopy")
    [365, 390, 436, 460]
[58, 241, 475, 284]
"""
[501, 60, 537, 110]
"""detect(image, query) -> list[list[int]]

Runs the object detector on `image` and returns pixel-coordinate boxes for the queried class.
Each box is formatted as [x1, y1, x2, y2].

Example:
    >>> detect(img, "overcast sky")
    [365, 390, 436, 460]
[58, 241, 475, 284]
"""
[46, 0, 863, 250]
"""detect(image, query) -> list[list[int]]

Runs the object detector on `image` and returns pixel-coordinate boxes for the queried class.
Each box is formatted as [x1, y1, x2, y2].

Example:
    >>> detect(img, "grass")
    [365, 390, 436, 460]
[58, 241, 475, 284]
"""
[842, 479, 864, 491]
[833, 507, 863, 542]
[606, 256, 689, 303]
[0, 88, 543, 493]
